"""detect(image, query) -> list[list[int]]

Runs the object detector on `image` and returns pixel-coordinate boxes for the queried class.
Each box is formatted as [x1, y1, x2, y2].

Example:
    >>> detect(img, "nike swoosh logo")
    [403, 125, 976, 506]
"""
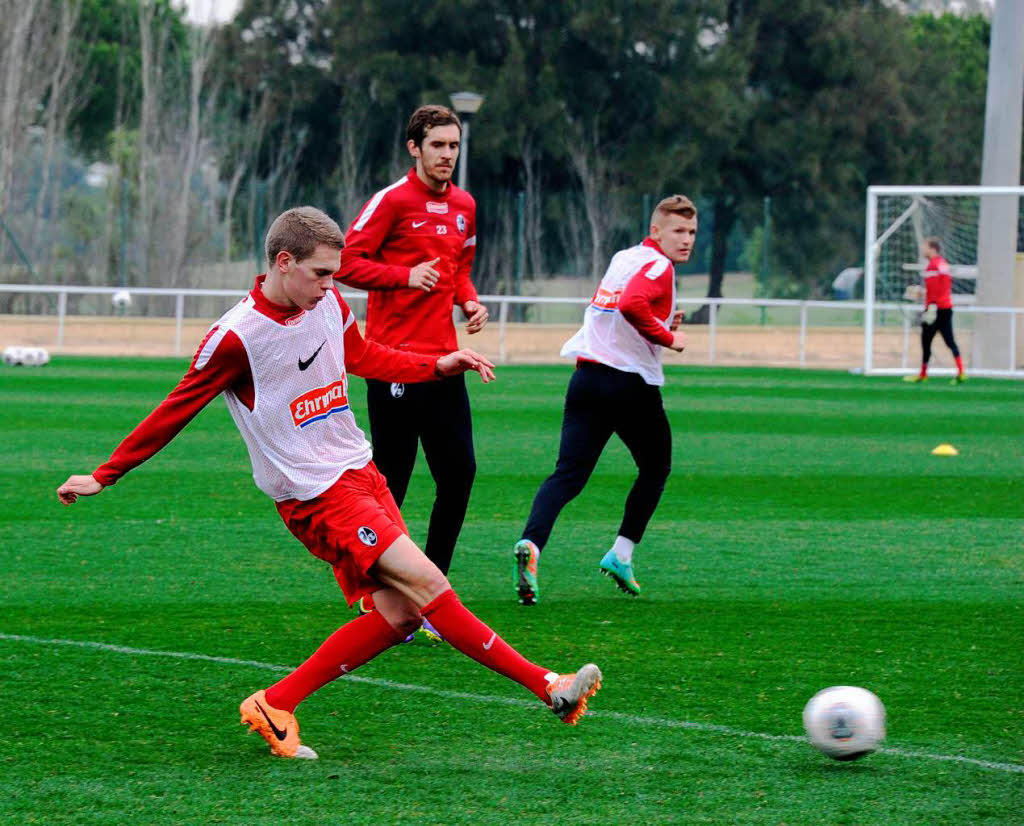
[298, 340, 326, 371]
[412, 220, 427, 228]
[339, 664, 349, 674]
[255, 700, 289, 741]
[483, 632, 497, 651]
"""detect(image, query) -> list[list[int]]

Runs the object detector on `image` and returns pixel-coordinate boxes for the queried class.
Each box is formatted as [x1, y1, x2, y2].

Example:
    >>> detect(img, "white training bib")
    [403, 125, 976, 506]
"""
[560, 243, 675, 386]
[209, 291, 372, 501]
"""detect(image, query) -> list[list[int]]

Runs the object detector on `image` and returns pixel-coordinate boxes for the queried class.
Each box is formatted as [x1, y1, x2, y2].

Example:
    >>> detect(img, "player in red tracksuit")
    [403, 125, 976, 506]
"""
[513, 196, 695, 605]
[337, 107, 488, 629]
[56, 207, 601, 760]
[906, 237, 965, 384]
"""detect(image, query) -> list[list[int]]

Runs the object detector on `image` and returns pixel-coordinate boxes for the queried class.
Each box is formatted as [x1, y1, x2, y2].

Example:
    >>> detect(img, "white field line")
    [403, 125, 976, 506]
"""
[3, 632, 1022, 775]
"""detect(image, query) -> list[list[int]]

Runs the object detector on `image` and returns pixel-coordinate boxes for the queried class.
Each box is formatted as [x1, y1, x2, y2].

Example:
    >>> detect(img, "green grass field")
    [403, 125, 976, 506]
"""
[2, 359, 1022, 825]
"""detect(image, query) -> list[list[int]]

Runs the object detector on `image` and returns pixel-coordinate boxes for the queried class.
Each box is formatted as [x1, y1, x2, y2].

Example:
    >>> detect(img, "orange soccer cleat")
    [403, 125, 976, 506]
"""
[546, 663, 603, 726]
[239, 689, 318, 759]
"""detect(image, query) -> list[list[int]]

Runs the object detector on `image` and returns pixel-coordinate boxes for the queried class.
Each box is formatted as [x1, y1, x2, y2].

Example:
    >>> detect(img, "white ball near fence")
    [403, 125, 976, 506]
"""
[112, 290, 132, 310]
[23, 347, 50, 366]
[2, 346, 50, 367]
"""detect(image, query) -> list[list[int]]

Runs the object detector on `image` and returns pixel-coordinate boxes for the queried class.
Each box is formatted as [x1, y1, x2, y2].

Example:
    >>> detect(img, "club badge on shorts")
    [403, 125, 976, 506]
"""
[390, 383, 404, 399]
[357, 526, 378, 546]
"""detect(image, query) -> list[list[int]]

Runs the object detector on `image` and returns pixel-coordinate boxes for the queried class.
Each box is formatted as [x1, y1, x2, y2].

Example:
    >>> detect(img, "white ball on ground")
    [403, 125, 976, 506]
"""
[803, 685, 886, 761]
[22, 347, 50, 366]
[3, 346, 51, 367]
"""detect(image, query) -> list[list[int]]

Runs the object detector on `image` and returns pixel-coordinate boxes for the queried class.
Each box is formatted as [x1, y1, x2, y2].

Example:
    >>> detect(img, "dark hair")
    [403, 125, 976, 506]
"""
[406, 105, 462, 147]
[652, 194, 697, 224]
[265, 206, 343, 266]
[924, 236, 941, 254]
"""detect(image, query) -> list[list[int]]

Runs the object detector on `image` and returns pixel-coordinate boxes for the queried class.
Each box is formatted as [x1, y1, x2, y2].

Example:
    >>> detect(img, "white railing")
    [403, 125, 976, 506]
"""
[1, 283, 1021, 376]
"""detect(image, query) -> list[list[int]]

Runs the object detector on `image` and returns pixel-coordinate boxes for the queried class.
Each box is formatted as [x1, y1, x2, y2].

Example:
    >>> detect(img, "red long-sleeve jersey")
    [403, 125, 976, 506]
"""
[619, 240, 676, 347]
[924, 255, 953, 310]
[93, 282, 438, 487]
[337, 168, 478, 356]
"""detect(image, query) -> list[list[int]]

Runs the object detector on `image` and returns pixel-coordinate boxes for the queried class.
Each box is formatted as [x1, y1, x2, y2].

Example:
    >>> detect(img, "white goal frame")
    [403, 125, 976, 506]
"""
[864, 185, 1024, 377]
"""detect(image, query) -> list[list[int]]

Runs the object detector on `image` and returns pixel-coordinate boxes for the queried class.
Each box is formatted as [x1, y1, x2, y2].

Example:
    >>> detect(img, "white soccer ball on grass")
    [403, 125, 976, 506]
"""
[803, 685, 886, 761]
[2, 346, 50, 367]
[23, 347, 50, 366]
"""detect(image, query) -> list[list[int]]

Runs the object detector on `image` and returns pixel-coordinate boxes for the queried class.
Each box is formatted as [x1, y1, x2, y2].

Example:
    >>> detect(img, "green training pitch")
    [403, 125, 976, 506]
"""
[2, 359, 1022, 825]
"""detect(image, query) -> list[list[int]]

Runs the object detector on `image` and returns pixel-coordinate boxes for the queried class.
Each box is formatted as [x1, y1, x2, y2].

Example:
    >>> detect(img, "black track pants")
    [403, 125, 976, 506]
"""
[922, 308, 960, 362]
[365, 373, 476, 575]
[522, 361, 672, 551]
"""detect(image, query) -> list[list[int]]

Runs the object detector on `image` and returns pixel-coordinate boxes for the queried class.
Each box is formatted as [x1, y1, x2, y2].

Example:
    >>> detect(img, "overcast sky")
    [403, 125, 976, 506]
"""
[179, 0, 241, 24]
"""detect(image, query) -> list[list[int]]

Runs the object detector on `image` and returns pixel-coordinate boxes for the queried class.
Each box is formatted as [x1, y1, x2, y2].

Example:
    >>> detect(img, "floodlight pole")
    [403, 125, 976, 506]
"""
[450, 91, 484, 192]
[976, 0, 1024, 370]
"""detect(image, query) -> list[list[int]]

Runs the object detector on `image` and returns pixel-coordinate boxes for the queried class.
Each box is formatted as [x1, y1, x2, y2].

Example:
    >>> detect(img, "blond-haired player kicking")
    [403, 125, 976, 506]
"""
[58, 207, 601, 758]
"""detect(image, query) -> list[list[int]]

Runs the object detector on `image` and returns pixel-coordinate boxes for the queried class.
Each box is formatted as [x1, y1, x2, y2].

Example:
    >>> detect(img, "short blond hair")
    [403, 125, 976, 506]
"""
[265, 206, 343, 266]
[652, 195, 697, 225]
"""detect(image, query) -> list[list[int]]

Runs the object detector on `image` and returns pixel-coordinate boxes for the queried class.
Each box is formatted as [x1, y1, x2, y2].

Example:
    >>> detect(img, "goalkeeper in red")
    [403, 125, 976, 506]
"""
[905, 237, 966, 384]
[513, 196, 694, 604]
[56, 207, 601, 759]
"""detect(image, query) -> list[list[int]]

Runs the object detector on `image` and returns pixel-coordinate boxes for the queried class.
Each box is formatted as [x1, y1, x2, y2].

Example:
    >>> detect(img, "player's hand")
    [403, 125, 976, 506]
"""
[670, 310, 685, 331]
[435, 349, 496, 383]
[668, 331, 686, 352]
[57, 474, 104, 505]
[408, 258, 441, 292]
[462, 300, 489, 334]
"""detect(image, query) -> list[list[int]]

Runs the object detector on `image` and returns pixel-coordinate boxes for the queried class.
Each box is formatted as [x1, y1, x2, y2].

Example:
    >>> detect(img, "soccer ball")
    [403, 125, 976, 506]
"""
[803, 685, 886, 761]
[22, 347, 50, 366]
[112, 289, 132, 310]
[2, 346, 50, 367]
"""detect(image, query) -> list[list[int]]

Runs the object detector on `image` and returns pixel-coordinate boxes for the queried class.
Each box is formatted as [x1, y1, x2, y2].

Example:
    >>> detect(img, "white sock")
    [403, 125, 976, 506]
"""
[612, 535, 635, 564]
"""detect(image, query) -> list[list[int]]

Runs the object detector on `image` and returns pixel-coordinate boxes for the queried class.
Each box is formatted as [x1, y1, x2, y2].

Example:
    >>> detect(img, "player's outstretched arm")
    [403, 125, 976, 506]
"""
[57, 474, 104, 505]
[436, 349, 496, 383]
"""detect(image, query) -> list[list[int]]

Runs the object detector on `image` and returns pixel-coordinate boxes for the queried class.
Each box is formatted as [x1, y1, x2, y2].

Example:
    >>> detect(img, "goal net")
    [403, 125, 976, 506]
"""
[872, 194, 983, 303]
[863, 185, 1024, 376]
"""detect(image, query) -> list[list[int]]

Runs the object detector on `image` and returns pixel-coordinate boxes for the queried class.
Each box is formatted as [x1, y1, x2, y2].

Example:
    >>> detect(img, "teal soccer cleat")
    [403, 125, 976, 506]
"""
[599, 549, 641, 596]
[514, 539, 540, 605]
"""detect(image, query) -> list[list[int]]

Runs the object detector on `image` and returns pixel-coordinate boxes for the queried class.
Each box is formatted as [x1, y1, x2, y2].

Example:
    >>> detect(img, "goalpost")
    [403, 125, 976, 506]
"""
[863, 185, 1024, 377]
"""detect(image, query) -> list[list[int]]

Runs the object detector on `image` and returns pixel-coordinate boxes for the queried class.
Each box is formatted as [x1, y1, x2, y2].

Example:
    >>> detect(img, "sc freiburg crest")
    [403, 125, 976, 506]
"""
[357, 526, 378, 546]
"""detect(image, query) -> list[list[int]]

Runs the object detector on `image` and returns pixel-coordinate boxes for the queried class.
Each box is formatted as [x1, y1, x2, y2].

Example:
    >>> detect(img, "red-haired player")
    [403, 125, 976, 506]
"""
[905, 237, 966, 384]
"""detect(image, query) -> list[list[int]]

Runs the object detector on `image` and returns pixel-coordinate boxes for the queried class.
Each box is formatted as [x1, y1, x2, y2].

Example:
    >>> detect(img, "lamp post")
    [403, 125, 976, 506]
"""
[449, 91, 484, 191]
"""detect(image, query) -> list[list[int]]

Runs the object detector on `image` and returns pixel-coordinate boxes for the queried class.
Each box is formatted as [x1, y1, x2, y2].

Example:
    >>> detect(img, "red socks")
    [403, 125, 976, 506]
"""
[264, 589, 556, 712]
[955, 355, 964, 375]
[919, 364, 928, 378]
[421, 589, 554, 704]
[265, 609, 406, 712]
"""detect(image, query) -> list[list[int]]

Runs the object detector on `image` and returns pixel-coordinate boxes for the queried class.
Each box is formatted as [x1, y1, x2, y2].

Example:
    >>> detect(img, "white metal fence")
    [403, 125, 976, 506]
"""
[1, 283, 1021, 376]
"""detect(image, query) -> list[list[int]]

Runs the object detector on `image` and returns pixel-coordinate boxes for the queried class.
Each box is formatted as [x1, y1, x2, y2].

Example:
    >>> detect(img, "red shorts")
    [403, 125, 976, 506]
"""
[275, 462, 408, 606]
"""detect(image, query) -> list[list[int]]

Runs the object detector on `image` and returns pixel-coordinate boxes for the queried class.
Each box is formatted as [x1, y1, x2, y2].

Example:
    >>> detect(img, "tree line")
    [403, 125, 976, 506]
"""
[0, 0, 998, 313]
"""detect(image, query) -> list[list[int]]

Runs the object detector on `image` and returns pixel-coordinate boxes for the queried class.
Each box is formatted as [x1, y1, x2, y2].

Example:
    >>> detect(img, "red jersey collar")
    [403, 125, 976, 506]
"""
[407, 167, 453, 198]
[251, 274, 306, 325]
[643, 237, 669, 257]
